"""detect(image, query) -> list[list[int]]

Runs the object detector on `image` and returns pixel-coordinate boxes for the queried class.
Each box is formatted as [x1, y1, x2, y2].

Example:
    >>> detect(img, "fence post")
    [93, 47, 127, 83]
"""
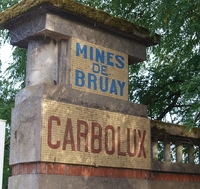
[176, 142, 183, 163]
[0, 120, 6, 189]
[152, 138, 158, 160]
[163, 139, 171, 162]
[188, 144, 194, 164]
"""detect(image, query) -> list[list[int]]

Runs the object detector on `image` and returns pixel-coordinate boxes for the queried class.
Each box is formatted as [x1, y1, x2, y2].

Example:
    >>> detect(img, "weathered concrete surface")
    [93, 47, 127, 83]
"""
[8, 175, 149, 189]
[1, 4, 156, 90]
[9, 11, 147, 87]
[15, 84, 147, 117]
[10, 11, 147, 87]
[151, 120, 200, 139]
[10, 96, 42, 165]
[7, 10, 147, 64]
[26, 38, 58, 86]
[152, 157, 200, 174]
[0, 1, 159, 46]
[148, 180, 200, 189]
[8, 175, 200, 189]
[10, 84, 147, 165]
[26, 37, 71, 87]
[44, 13, 147, 63]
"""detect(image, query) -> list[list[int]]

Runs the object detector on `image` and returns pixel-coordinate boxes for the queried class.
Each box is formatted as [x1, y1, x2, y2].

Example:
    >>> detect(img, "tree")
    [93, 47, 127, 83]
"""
[0, 1, 26, 188]
[127, 0, 200, 128]
[84, 0, 200, 128]
[75, 0, 200, 127]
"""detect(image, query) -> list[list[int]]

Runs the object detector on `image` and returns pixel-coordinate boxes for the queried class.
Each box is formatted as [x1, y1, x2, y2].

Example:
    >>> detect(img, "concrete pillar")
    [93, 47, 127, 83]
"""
[152, 138, 158, 160]
[0, 1, 159, 188]
[26, 38, 71, 87]
[176, 142, 183, 163]
[199, 145, 200, 165]
[188, 144, 194, 164]
[26, 38, 59, 86]
[163, 139, 171, 162]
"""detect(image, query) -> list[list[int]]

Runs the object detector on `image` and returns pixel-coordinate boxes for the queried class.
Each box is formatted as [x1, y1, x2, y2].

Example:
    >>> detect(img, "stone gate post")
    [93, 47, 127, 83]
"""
[0, 1, 159, 188]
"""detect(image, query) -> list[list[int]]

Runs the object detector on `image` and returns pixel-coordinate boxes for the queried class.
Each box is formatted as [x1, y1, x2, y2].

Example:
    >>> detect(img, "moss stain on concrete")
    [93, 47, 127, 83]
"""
[0, 0, 155, 40]
[151, 120, 200, 139]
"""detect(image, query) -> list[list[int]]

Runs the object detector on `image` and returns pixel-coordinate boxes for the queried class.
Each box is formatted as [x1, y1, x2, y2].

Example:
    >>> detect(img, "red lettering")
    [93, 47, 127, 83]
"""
[138, 130, 146, 158]
[62, 118, 75, 151]
[91, 122, 102, 153]
[48, 116, 61, 149]
[117, 127, 126, 156]
[77, 120, 88, 152]
[105, 125, 115, 155]
[127, 128, 137, 157]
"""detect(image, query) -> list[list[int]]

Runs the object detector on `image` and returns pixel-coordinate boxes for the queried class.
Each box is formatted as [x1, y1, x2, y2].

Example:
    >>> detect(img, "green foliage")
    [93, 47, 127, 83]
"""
[0, 0, 19, 12]
[127, 0, 200, 127]
[158, 141, 164, 161]
[5, 47, 26, 87]
[2, 126, 11, 189]
[75, 0, 200, 127]
[1, 2, 26, 188]
[0, 70, 15, 189]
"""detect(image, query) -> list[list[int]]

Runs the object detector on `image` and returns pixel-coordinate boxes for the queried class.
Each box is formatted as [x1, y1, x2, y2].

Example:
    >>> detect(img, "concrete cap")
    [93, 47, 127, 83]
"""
[0, 0, 159, 47]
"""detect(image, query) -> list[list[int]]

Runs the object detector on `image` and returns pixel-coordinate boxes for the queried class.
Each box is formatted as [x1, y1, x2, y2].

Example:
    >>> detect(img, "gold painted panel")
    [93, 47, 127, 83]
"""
[41, 100, 151, 169]
[70, 38, 128, 100]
